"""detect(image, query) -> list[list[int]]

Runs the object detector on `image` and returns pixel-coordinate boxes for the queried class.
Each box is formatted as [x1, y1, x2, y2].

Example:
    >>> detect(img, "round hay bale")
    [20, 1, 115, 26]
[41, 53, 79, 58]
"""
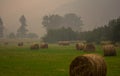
[30, 44, 39, 50]
[18, 42, 23, 46]
[40, 43, 48, 49]
[4, 42, 8, 45]
[69, 54, 107, 76]
[84, 43, 95, 52]
[76, 43, 85, 50]
[103, 44, 116, 56]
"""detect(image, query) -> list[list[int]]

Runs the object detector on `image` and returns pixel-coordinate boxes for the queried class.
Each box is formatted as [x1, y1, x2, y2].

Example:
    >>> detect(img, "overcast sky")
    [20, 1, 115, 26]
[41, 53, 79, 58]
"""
[0, 0, 120, 37]
[55, 0, 120, 31]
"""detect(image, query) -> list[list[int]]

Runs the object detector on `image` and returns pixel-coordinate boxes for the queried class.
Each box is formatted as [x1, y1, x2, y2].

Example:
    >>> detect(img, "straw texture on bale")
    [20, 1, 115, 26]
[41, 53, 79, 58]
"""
[76, 43, 85, 50]
[103, 44, 116, 56]
[84, 43, 95, 52]
[40, 43, 48, 49]
[69, 54, 107, 76]
[30, 44, 39, 50]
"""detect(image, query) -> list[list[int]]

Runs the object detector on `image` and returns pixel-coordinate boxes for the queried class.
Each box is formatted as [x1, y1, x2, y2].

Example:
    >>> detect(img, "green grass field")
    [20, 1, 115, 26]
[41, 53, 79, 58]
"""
[0, 44, 120, 76]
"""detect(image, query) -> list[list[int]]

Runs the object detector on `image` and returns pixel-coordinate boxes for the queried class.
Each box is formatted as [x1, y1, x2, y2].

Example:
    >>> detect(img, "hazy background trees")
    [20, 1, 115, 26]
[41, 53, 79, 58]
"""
[42, 13, 83, 42]
[108, 17, 120, 43]
[42, 14, 63, 30]
[16, 15, 28, 38]
[0, 17, 4, 38]
[63, 13, 83, 31]
[78, 17, 120, 43]
[42, 15, 120, 43]
[0, 13, 119, 43]
[42, 13, 83, 31]
[15, 15, 38, 39]
[42, 27, 79, 43]
[0, 15, 39, 39]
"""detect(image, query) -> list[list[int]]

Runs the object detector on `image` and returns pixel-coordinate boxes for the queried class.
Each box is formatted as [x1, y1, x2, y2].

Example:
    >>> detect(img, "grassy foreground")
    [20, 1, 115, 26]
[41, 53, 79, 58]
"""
[0, 44, 120, 76]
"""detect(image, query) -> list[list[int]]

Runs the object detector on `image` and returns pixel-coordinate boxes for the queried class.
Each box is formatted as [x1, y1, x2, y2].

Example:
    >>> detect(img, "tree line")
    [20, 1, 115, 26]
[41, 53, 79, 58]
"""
[79, 17, 120, 44]
[0, 13, 120, 43]
[42, 14, 120, 43]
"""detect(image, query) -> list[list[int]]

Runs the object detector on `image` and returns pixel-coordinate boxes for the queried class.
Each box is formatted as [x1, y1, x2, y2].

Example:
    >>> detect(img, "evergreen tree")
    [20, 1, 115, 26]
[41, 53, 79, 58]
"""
[108, 17, 120, 43]
[0, 17, 4, 38]
[17, 15, 28, 38]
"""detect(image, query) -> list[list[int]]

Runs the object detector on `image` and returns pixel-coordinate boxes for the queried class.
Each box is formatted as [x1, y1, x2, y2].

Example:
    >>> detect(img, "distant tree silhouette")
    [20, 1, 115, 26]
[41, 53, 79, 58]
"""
[42, 14, 63, 30]
[17, 15, 28, 38]
[42, 13, 83, 42]
[0, 17, 4, 38]
[63, 13, 83, 31]
[42, 27, 79, 43]
[78, 17, 120, 43]
[108, 17, 120, 43]
[42, 13, 83, 32]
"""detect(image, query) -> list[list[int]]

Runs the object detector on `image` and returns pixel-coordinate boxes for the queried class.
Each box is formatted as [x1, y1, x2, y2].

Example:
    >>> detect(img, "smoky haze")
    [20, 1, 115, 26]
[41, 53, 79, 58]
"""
[55, 0, 120, 31]
[0, 0, 73, 37]
[0, 0, 120, 37]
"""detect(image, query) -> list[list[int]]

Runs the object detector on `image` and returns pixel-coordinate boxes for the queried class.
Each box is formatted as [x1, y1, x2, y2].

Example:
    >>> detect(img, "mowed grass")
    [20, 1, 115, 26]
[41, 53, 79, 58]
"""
[0, 44, 120, 76]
